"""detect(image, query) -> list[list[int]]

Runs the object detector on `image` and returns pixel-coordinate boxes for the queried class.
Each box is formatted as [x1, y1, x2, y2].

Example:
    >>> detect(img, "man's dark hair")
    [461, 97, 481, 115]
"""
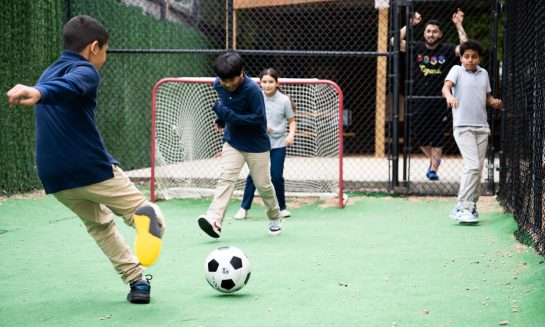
[425, 19, 442, 31]
[213, 52, 245, 79]
[459, 39, 484, 56]
[63, 15, 109, 52]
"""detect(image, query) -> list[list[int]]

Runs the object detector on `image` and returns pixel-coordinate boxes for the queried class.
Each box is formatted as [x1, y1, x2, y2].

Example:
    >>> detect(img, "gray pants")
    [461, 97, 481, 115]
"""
[453, 126, 490, 208]
[207, 142, 280, 223]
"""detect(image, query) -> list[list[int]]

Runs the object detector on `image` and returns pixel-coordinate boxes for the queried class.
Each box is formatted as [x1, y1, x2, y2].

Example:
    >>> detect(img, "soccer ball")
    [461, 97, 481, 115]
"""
[204, 246, 251, 293]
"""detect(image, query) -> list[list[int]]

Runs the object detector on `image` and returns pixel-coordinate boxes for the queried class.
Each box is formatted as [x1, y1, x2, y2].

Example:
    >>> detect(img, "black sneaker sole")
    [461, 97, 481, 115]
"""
[127, 293, 150, 304]
[198, 217, 220, 238]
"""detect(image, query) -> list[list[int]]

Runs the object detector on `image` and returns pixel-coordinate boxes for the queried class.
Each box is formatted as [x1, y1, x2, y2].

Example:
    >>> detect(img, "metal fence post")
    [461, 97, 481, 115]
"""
[487, 0, 501, 195]
[391, 0, 400, 189]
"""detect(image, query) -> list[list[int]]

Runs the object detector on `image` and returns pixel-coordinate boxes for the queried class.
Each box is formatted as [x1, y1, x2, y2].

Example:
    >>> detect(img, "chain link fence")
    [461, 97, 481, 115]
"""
[499, 0, 545, 256]
[2, 0, 500, 198]
[77, 0, 500, 196]
[79, 0, 397, 195]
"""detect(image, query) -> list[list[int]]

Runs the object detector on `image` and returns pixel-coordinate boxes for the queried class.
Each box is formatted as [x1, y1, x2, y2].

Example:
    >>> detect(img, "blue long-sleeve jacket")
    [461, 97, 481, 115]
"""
[33, 50, 118, 194]
[213, 74, 270, 153]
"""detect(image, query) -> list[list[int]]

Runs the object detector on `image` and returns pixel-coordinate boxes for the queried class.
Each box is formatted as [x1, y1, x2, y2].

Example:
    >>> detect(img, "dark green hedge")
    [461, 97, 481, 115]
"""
[1, 0, 212, 194]
[0, 0, 65, 194]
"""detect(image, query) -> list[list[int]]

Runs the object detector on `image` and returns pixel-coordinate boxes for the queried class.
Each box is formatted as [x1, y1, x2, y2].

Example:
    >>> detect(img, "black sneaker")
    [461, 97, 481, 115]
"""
[127, 275, 152, 304]
[197, 215, 221, 238]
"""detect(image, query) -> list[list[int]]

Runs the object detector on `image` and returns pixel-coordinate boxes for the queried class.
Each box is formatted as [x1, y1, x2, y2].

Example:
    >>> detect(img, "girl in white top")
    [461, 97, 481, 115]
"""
[235, 68, 296, 219]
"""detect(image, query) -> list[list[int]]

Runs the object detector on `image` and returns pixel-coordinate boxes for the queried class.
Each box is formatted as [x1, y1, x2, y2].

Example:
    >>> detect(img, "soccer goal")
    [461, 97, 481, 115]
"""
[151, 77, 345, 207]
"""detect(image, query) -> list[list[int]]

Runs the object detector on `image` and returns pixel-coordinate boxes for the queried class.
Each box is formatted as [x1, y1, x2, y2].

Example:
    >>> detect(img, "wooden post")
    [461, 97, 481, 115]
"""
[233, 9, 237, 49]
[375, 8, 388, 157]
[225, 0, 235, 49]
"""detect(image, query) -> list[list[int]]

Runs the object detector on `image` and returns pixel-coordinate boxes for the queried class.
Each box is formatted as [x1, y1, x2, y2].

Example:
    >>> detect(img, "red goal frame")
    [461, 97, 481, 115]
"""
[150, 77, 345, 207]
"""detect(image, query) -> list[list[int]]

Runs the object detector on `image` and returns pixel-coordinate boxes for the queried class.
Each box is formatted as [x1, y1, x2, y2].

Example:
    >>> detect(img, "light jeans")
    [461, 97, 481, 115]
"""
[453, 126, 490, 208]
[207, 142, 280, 223]
[54, 165, 165, 284]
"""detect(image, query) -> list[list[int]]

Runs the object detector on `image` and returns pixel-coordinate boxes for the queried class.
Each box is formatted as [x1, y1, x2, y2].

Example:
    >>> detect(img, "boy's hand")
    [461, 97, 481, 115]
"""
[6, 84, 41, 106]
[446, 96, 459, 109]
[285, 134, 295, 146]
[489, 98, 503, 109]
[214, 122, 224, 133]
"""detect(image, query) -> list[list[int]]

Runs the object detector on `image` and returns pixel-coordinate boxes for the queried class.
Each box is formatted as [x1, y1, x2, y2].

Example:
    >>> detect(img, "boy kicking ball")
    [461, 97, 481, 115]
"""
[442, 39, 502, 224]
[6, 15, 164, 303]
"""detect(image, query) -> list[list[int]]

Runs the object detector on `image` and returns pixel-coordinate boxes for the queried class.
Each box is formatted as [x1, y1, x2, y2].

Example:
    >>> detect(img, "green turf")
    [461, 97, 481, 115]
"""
[1, 194, 544, 326]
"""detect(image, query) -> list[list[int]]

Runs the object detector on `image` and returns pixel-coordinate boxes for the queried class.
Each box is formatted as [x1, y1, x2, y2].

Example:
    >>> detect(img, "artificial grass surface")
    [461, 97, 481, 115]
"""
[1, 194, 544, 326]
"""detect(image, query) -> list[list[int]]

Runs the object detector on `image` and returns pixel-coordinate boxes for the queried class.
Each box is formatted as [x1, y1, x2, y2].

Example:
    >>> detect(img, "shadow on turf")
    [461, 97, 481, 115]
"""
[202, 292, 254, 299]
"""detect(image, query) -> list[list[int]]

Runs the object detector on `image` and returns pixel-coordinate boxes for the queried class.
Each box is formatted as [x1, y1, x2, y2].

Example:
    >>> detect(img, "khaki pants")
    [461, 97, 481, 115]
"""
[207, 142, 280, 223]
[453, 126, 490, 208]
[54, 165, 164, 284]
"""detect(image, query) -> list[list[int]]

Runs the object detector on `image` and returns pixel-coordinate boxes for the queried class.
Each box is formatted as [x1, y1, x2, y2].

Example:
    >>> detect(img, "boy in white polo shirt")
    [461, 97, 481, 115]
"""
[442, 39, 502, 223]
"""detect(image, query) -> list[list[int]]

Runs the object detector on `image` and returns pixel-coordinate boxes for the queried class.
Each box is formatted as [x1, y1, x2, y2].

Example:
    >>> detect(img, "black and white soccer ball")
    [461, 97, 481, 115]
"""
[204, 246, 251, 293]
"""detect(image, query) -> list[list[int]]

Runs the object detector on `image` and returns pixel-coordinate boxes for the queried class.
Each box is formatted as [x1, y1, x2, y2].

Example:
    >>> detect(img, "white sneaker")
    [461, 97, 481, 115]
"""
[280, 209, 291, 218]
[456, 209, 479, 224]
[234, 208, 247, 220]
[472, 206, 479, 219]
[449, 204, 462, 220]
[268, 219, 282, 236]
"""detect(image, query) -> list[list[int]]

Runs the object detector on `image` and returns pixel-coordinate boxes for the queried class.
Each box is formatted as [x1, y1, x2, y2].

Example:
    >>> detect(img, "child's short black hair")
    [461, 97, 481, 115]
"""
[214, 52, 245, 79]
[459, 39, 484, 56]
[63, 15, 109, 52]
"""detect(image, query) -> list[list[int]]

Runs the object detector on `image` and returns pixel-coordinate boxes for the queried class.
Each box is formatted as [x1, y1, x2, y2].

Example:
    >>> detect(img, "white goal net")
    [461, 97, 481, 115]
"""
[151, 77, 344, 207]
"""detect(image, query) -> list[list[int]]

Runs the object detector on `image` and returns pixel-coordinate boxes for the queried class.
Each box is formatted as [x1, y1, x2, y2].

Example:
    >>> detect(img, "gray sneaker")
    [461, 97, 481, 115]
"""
[268, 219, 282, 236]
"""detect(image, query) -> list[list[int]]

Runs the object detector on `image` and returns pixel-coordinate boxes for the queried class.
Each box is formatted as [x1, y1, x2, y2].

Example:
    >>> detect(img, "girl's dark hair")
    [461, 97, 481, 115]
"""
[63, 15, 109, 52]
[259, 68, 296, 112]
[214, 52, 245, 79]
[459, 39, 484, 56]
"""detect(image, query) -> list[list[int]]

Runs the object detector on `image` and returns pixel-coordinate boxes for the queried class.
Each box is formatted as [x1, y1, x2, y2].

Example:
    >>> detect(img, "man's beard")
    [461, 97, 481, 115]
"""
[426, 38, 439, 47]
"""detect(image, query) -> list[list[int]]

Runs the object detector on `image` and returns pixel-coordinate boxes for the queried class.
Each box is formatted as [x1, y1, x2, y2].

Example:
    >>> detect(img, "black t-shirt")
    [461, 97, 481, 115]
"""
[411, 41, 458, 96]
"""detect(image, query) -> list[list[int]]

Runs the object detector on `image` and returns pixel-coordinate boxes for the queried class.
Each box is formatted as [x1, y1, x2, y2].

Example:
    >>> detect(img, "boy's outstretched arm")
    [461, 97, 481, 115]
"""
[6, 84, 42, 106]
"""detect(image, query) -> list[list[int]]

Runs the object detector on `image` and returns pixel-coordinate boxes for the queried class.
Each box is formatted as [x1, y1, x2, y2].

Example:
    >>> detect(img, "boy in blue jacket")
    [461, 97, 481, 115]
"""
[197, 52, 282, 238]
[6, 15, 164, 304]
